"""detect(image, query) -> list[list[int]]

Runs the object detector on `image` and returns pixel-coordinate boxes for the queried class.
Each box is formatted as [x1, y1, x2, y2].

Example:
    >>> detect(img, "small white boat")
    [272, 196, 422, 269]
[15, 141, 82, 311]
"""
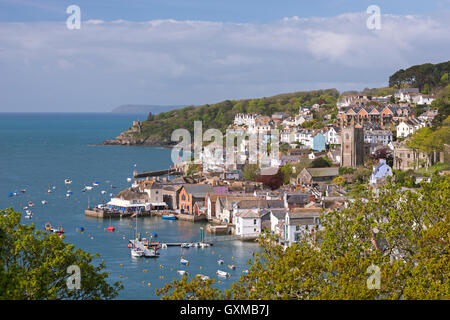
[25, 210, 33, 219]
[228, 264, 236, 270]
[85, 186, 93, 190]
[23, 206, 28, 210]
[131, 247, 144, 257]
[66, 193, 71, 197]
[181, 243, 190, 248]
[28, 201, 35, 207]
[47, 189, 52, 193]
[101, 190, 107, 195]
[41, 200, 48, 205]
[177, 270, 188, 276]
[52, 186, 56, 190]
[180, 258, 189, 266]
[64, 179, 72, 185]
[127, 178, 132, 182]
[242, 270, 249, 275]
[93, 181, 100, 186]
[200, 242, 210, 248]
[216, 270, 230, 278]
[161, 243, 168, 249]
[196, 274, 209, 281]
[217, 259, 224, 265]
[143, 247, 159, 257]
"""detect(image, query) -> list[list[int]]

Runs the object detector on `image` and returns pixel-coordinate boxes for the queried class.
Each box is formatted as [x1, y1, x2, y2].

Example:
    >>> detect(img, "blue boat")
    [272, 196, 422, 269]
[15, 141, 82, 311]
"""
[8, 192, 13, 197]
[151, 232, 158, 237]
[162, 214, 177, 220]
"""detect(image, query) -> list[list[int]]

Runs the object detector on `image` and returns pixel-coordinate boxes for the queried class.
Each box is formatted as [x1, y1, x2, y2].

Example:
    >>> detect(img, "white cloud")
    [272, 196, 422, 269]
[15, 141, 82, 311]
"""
[0, 12, 449, 112]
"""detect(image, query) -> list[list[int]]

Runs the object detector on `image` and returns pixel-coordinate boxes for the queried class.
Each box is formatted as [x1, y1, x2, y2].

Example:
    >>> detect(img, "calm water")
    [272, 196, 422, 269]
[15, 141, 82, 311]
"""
[0, 113, 258, 299]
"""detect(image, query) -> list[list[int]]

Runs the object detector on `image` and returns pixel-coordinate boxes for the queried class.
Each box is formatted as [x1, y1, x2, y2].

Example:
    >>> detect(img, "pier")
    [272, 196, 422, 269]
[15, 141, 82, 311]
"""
[133, 168, 182, 179]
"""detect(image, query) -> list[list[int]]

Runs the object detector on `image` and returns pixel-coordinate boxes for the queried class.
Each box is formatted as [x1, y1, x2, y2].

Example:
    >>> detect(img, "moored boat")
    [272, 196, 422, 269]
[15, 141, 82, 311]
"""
[64, 179, 72, 185]
[131, 247, 144, 257]
[228, 264, 236, 270]
[180, 258, 189, 266]
[162, 214, 177, 220]
[217, 259, 224, 265]
[216, 270, 230, 278]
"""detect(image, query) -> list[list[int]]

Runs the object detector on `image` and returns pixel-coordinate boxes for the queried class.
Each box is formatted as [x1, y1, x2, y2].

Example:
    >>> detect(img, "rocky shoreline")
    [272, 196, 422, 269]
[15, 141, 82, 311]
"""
[100, 120, 174, 147]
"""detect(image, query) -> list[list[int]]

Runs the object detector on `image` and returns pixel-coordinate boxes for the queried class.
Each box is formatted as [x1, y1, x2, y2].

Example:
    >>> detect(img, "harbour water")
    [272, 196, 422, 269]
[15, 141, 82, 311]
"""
[0, 113, 259, 299]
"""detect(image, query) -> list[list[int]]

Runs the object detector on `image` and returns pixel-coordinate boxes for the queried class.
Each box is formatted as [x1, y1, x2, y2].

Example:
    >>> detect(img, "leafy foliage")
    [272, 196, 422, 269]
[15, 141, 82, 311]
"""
[389, 61, 450, 92]
[157, 176, 450, 300]
[0, 209, 123, 299]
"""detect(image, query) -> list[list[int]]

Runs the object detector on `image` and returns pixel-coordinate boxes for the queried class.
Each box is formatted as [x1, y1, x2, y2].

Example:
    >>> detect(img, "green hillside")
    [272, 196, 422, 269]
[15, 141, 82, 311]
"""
[133, 89, 339, 145]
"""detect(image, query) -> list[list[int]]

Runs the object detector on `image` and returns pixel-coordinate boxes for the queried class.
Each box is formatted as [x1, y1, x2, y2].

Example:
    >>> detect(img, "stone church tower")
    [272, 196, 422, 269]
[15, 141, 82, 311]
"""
[341, 125, 364, 167]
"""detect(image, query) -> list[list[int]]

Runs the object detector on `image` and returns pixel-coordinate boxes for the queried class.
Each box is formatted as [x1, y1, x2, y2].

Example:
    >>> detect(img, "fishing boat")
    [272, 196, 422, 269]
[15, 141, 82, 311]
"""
[181, 243, 190, 248]
[228, 264, 236, 270]
[27, 201, 35, 207]
[131, 247, 144, 257]
[216, 270, 230, 278]
[217, 259, 224, 265]
[177, 270, 188, 276]
[180, 258, 189, 266]
[162, 214, 177, 220]
[64, 179, 72, 185]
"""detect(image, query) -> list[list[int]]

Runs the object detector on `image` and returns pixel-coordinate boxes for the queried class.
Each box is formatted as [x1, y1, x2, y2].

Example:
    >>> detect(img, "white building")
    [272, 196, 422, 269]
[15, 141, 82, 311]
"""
[234, 209, 261, 238]
[283, 211, 321, 247]
[364, 129, 393, 145]
[234, 113, 259, 127]
[396, 118, 426, 138]
[325, 127, 341, 145]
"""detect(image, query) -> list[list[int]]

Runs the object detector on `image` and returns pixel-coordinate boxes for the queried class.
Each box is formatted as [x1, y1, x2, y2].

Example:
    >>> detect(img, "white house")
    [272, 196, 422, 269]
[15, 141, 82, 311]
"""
[233, 209, 261, 238]
[396, 118, 425, 138]
[325, 127, 341, 145]
[283, 211, 321, 247]
[364, 129, 393, 145]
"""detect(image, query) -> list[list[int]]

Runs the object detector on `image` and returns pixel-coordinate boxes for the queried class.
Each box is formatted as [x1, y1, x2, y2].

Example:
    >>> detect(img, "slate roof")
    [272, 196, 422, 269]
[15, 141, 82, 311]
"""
[183, 184, 215, 198]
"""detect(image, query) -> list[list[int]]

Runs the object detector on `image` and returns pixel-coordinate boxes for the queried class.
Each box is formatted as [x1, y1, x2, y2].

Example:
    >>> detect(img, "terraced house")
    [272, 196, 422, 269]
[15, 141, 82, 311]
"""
[339, 104, 414, 128]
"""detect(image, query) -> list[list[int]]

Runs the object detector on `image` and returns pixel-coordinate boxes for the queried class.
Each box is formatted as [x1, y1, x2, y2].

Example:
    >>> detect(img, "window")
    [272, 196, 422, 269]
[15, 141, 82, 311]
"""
[253, 219, 256, 225]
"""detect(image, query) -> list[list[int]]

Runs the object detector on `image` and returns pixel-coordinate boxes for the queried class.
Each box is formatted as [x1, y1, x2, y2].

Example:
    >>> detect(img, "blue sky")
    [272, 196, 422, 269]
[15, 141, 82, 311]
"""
[1, 0, 449, 22]
[0, 0, 449, 112]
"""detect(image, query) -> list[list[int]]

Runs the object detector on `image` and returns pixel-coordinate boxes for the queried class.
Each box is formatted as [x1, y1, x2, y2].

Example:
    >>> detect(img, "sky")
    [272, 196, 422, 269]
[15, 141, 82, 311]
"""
[0, 0, 449, 112]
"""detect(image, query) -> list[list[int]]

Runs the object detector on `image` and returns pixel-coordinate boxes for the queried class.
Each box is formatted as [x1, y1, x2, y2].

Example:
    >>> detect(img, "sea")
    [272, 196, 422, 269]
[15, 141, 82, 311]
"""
[0, 113, 259, 299]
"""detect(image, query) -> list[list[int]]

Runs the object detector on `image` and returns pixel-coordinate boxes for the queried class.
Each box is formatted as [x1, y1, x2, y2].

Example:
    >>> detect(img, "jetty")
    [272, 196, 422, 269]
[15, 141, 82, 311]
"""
[133, 168, 182, 179]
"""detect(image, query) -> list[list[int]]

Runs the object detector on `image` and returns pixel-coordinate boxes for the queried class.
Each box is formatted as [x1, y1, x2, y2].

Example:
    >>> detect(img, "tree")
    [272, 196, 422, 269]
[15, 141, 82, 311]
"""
[157, 176, 450, 300]
[0, 208, 123, 299]
[243, 164, 260, 181]
[309, 157, 331, 168]
[281, 163, 294, 185]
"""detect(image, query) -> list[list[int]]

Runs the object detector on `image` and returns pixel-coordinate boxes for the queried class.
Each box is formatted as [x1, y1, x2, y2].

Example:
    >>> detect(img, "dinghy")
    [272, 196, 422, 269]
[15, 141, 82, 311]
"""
[180, 258, 189, 266]
[217, 259, 224, 265]
[64, 179, 72, 185]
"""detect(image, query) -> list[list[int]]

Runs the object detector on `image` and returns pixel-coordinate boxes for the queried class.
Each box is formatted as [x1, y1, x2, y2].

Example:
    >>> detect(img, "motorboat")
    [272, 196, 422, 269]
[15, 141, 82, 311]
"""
[131, 247, 144, 257]
[217, 259, 224, 265]
[20, 189, 26, 193]
[228, 264, 236, 270]
[41, 200, 48, 205]
[180, 258, 189, 266]
[64, 179, 72, 185]
[85, 186, 93, 190]
[93, 181, 100, 186]
[216, 270, 230, 278]
[47, 189, 52, 193]
[199, 242, 210, 248]
[25, 210, 32, 219]
[101, 190, 106, 194]
[127, 178, 132, 182]
[181, 243, 190, 248]
[28, 201, 35, 207]
[242, 270, 249, 275]
[177, 270, 188, 276]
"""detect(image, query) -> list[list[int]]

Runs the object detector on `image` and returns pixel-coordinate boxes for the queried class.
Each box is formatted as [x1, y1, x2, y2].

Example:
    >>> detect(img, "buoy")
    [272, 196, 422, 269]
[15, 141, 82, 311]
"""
[147, 283, 151, 286]
[143, 269, 148, 272]
[120, 264, 123, 267]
